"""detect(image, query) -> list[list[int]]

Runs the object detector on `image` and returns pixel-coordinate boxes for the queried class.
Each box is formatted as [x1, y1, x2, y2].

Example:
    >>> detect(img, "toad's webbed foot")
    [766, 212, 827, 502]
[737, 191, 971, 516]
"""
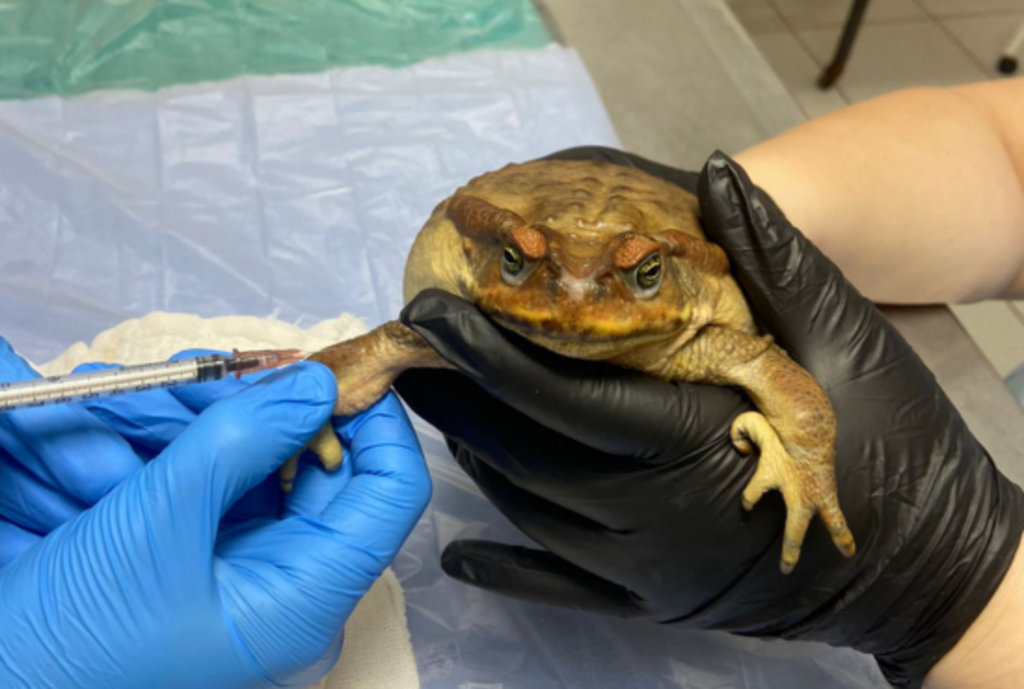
[730, 412, 855, 573]
[278, 321, 449, 491]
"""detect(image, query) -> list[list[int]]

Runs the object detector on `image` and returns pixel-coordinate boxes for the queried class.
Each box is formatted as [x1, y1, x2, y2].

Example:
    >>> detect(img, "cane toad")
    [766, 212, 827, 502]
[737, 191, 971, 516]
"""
[296, 159, 855, 573]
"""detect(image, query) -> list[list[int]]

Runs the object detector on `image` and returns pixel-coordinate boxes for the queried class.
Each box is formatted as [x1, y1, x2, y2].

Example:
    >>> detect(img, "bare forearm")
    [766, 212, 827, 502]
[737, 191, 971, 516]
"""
[924, 533, 1024, 689]
[734, 80, 1024, 304]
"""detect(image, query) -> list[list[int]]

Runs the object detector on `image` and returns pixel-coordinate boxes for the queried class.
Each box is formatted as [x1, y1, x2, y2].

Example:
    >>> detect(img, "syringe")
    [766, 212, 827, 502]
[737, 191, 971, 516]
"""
[0, 349, 305, 414]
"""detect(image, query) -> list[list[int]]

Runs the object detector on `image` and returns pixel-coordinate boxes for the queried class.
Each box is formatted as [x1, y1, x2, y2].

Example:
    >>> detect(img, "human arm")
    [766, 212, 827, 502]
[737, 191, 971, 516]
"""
[0, 343, 431, 689]
[733, 79, 1024, 303]
[925, 540, 1024, 689]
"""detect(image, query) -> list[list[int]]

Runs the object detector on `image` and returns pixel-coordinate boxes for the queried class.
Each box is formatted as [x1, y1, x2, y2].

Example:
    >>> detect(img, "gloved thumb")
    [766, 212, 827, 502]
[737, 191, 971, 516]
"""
[697, 151, 876, 370]
[144, 362, 336, 533]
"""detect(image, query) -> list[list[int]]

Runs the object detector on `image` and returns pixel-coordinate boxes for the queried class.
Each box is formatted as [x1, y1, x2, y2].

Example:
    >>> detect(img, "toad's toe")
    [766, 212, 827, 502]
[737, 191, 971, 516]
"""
[280, 454, 299, 494]
[309, 423, 343, 471]
[820, 496, 856, 558]
[278, 423, 344, 493]
[779, 501, 814, 574]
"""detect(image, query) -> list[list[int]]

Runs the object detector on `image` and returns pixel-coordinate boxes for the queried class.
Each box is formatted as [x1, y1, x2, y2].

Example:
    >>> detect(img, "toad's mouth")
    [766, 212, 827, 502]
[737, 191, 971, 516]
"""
[486, 307, 684, 346]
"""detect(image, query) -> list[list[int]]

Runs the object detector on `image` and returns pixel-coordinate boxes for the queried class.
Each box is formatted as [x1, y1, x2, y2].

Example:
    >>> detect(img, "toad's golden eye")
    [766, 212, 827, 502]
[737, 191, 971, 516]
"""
[502, 244, 525, 276]
[635, 253, 662, 291]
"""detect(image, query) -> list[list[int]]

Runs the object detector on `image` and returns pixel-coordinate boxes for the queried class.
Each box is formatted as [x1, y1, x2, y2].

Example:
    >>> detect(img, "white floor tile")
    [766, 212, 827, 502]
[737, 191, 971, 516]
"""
[770, 0, 924, 30]
[951, 302, 1024, 377]
[751, 32, 851, 117]
[917, 0, 1024, 17]
[724, 0, 788, 33]
[941, 11, 1024, 74]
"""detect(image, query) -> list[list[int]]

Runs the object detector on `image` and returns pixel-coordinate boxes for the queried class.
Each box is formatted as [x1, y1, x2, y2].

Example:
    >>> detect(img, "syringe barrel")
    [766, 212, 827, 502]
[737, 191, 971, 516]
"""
[0, 356, 226, 413]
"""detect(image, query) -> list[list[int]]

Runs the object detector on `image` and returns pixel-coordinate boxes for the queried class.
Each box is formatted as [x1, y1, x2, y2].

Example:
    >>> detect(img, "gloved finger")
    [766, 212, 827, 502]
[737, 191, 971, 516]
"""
[226, 394, 429, 612]
[697, 152, 886, 371]
[0, 516, 41, 568]
[0, 353, 144, 506]
[541, 146, 700, 195]
[400, 368, 755, 534]
[283, 447, 355, 520]
[0, 410, 142, 508]
[1, 347, 137, 503]
[441, 539, 640, 617]
[447, 436, 778, 586]
[317, 393, 431, 534]
[222, 472, 285, 524]
[0, 447, 87, 533]
[227, 427, 358, 524]
[74, 362, 196, 453]
[0, 337, 38, 380]
[397, 368, 697, 500]
[149, 362, 335, 531]
[445, 441, 646, 566]
[400, 290, 745, 457]
[166, 349, 281, 413]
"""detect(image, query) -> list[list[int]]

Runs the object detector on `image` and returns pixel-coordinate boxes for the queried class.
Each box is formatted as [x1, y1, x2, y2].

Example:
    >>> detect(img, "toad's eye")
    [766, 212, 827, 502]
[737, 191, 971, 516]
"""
[503, 244, 523, 273]
[501, 243, 529, 284]
[631, 253, 663, 295]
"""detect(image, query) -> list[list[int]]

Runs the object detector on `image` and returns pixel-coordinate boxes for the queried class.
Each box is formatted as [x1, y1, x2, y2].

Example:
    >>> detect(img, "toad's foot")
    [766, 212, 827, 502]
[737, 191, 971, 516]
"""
[660, 325, 855, 572]
[278, 320, 450, 491]
[731, 411, 855, 573]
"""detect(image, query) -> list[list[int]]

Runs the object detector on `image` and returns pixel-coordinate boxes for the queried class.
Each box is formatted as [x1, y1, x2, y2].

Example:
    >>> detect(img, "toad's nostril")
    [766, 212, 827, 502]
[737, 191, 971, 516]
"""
[595, 270, 618, 289]
[558, 275, 595, 303]
[537, 260, 561, 280]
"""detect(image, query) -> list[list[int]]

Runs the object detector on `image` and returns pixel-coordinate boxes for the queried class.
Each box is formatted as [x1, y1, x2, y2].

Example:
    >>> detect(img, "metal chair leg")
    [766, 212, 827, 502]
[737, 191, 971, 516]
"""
[817, 0, 872, 89]
[997, 21, 1024, 75]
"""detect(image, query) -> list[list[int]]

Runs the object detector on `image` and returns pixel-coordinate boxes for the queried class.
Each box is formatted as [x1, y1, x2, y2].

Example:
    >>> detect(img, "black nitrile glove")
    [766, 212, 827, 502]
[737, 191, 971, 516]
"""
[393, 147, 1024, 688]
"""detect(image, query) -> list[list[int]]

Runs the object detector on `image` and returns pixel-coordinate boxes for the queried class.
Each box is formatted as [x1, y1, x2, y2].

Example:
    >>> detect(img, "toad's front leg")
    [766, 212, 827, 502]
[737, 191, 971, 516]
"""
[667, 326, 856, 573]
[277, 321, 450, 492]
[309, 321, 451, 416]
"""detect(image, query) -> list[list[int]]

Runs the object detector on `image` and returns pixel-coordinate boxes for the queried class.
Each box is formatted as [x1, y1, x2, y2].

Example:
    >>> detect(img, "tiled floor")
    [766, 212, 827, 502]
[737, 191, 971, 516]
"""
[726, 0, 1024, 377]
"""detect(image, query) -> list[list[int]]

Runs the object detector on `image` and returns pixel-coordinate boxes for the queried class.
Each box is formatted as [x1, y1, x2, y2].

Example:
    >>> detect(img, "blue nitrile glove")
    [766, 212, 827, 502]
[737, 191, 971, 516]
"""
[0, 338, 144, 567]
[0, 345, 285, 569]
[0, 342, 431, 689]
[72, 349, 310, 525]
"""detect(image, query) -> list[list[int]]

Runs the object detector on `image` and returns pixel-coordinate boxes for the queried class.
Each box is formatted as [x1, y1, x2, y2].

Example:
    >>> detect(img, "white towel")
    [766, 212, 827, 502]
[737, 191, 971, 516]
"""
[37, 311, 421, 689]
[314, 568, 419, 689]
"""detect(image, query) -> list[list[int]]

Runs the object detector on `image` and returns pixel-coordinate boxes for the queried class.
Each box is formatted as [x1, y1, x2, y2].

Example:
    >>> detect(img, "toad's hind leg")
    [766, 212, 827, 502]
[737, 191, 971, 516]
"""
[731, 412, 853, 573]
[658, 325, 855, 573]
[279, 320, 451, 491]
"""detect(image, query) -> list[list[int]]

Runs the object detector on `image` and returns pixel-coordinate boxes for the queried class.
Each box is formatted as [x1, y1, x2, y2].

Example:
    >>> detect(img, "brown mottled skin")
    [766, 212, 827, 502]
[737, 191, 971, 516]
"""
[301, 159, 856, 573]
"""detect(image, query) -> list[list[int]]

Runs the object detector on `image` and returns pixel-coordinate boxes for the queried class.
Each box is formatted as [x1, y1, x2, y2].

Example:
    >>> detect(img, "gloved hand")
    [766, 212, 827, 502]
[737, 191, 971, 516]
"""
[0, 345, 317, 569]
[393, 147, 1024, 689]
[0, 340, 145, 568]
[0, 343, 431, 689]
